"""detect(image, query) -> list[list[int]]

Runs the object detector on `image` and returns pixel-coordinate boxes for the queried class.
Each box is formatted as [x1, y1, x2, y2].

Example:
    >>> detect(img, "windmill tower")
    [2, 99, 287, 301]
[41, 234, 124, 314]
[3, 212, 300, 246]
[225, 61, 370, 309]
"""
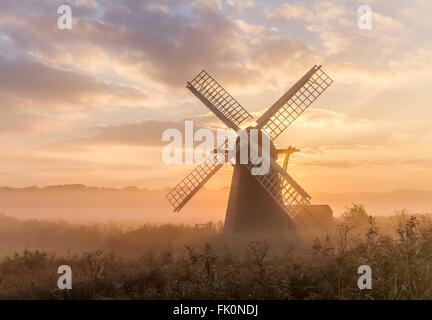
[166, 65, 333, 233]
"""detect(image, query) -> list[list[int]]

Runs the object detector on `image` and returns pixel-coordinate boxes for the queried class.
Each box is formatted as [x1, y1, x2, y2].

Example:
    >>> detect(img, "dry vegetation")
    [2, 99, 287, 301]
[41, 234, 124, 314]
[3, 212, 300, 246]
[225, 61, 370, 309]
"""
[1, 204, 432, 299]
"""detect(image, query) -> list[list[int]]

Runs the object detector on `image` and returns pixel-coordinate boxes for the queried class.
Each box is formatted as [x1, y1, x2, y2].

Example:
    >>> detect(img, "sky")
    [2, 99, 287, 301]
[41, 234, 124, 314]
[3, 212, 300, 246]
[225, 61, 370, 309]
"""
[1, 0, 432, 194]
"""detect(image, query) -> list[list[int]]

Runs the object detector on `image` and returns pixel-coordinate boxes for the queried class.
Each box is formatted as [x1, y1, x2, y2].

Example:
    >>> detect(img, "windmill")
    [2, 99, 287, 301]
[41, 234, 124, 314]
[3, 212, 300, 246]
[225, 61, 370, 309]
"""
[166, 65, 333, 232]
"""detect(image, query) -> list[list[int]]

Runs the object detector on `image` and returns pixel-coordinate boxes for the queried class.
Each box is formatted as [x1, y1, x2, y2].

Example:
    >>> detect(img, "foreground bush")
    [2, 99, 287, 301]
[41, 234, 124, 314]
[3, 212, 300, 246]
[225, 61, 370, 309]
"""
[1, 206, 432, 299]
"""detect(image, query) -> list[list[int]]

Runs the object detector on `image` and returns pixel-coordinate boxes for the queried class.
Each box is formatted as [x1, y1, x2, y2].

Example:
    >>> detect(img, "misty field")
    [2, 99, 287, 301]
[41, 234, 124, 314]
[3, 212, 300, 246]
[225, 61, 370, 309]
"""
[1, 204, 432, 299]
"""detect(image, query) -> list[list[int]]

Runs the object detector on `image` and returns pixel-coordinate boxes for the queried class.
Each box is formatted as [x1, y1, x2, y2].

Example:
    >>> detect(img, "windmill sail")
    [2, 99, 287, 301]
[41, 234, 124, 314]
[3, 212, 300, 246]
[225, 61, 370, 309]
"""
[187, 70, 253, 130]
[246, 140, 311, 219]
[166, 146, 227, 212]
[256, 65, 333, 140]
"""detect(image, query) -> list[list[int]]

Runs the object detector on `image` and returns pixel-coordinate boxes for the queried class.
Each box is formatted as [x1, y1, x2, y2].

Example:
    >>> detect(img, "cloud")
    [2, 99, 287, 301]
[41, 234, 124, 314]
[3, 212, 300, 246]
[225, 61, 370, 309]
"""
[41, 103, 252, 154]
[0, 56, 147, 111]
[0, 109, 51, 136]
[233, 19, 267, 36]
[103, 7, 254, 89]
[267, 1, 409, 62]
[267, 2, 346, 24]
[227, 0, 255, 13]
[75, 0, 98, 9]
[0, 0, 314, 92]
[43, 120, 184, 150]
[267, 3, 309, 21]
[193, 0, 222, 10]
[250, 37, 314, 74]
[373, 12, 404, 33]
[81, 120, 187, 147]
[42, 114, 227, 150]
[297, 108, 371, 129]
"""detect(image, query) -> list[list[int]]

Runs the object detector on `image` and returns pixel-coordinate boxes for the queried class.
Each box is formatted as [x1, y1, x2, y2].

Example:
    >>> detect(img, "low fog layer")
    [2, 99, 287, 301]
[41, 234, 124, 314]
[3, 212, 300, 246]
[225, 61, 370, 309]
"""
[0, 185, 431, 225]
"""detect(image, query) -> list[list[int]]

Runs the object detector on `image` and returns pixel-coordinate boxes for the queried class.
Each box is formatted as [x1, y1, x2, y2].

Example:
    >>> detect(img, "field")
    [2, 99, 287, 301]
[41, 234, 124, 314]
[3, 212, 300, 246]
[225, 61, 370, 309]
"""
[1, 204, 432, 300]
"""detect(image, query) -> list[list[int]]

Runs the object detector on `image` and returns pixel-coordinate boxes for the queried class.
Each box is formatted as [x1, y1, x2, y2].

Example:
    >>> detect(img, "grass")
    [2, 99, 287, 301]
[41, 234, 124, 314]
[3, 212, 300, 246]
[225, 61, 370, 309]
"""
[1, 205, 432, 299]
